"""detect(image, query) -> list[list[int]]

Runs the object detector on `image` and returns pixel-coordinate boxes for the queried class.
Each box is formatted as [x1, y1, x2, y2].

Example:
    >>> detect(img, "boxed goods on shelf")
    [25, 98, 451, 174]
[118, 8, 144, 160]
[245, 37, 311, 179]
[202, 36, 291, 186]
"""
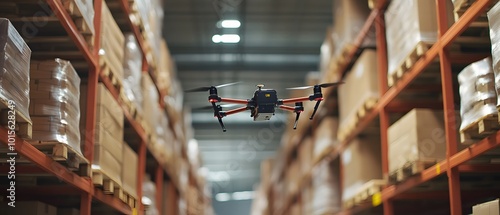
[122, 33, 143, 115]
[0, 201, 57, 215]
[155, 39, 175, 95]
[298, 137, 313, 174]
[331, 0, 375, 61]
[338, 50, 379, 140]
[122, 142, 138, 200]
[142, 73, 160, 134]
[458, 58, 498, 143]
[29, 59, 82, 156]
[473, 199, 500, 215]
[0, 18, 32, 124]
[489, 2, 500, 90]
[100, 1, 125, 83]
[310, 160, 340, 215]
[260, 158, 274, 189]
[62, 0, 95, 35]
[385, 0, 453, 85]
[341, 137, 382, 204]
[285, 160, 301, 197]
[136, 0, 164, 65]
[388, 109, 446, 176]
[313, 117, 339, 158]
[90, 84, 124, 187]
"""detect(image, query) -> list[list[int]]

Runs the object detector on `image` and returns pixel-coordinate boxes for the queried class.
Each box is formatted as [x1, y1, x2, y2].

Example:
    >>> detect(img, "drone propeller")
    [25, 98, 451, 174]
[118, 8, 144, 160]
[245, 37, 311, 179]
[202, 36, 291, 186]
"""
[193, 104, 239, 111]
[185, 82, 241, 92]
[286, 81, 345, 90]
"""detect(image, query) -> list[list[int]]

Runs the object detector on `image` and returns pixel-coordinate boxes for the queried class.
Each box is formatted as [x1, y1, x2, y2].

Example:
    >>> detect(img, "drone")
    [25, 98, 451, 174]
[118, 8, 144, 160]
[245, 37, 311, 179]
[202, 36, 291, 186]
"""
[186, 82, 344, 132]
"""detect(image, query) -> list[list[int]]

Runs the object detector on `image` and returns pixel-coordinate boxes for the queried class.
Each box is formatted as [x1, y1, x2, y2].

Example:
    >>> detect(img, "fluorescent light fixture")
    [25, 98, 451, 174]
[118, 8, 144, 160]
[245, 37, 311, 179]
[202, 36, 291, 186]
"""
[212, 34, 240, 43]
[232, 191, 254, 200]
[215, 193, 231, 202]
[221, 20, 241, 28]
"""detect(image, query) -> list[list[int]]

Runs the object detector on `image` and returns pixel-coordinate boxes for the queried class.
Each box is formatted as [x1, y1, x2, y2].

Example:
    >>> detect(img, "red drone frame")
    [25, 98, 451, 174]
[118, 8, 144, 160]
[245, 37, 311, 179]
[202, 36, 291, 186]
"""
[186, 82, 343, 132]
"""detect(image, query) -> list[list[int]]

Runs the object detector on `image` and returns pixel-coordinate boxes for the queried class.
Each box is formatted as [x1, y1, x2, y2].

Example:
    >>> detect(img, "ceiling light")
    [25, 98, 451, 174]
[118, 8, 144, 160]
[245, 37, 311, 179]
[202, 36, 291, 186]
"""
[221, 20, 241, 28]
[212, 34, 240, 43]
[232, 191, 254, 200]
[215, 193, 231, 202]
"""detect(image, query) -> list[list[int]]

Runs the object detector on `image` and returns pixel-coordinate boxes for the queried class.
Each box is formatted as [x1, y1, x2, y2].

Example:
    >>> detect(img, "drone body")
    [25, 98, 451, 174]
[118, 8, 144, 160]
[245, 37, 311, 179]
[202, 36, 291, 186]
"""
[186, 82, 343, 132]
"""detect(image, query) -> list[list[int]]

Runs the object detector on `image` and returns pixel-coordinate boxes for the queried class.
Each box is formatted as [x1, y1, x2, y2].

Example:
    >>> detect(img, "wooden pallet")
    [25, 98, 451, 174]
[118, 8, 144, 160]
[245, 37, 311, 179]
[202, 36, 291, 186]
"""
[338, 97, 378, 141]
[389, 159, 437, 183]
[453, 0, 493, 22]
[28, 141, 90, 176]
[0, 98, 32, 139]
[459, 111, 500, 144]
[122, 191, 138, 208]
[61, 0, 94, 46]
[100, 59, 124, 94]
[92, 170, 123, 195]
[388, 41, 432, 87]
[342, 180, 386, 209]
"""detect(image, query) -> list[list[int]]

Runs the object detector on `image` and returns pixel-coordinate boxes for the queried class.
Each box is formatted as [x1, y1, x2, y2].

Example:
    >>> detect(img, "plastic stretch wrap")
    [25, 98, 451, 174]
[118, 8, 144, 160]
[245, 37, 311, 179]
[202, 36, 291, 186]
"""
[63, 0, 94, 34]
[489, 1, 500, 95]
[123, 33, 143, 115]
[458, 58, 497, 131]
[332, 0, 374, 58]
[142, 73, 159, 130]
[385, 0, 453, 76]
[0, 18, 31, 122]
[143, 176, 159, 215]
[136, 0, 163, 63]
[30, 59, 81, 154]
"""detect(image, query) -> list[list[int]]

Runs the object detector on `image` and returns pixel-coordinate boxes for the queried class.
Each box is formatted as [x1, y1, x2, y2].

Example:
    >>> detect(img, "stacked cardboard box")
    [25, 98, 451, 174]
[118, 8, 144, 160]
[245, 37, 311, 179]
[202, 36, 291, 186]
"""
[341, 137, 382, 203]
[310, 160, 341, 215]
[137, 0, 164, 65]
[488, 2, 500, 106]
[100, 1, 125, 81]
[473, 199, 500, 215]
[458, 58, 497, 142]
[122, 33, 143, 115]
[155, 40, 175, 95]
[122, 142, 138, 200]
[142, 73, 160, 134]
[385, 0, 453, 81]
[388, 109, 446, 174]
[92, 84, 124, 187]
[313, 117, 339, 158]
[338, 50, 379, 140]
[30, 59, 82, 155]
[0, 18, 31, 123]
[299, 137, 313, 175]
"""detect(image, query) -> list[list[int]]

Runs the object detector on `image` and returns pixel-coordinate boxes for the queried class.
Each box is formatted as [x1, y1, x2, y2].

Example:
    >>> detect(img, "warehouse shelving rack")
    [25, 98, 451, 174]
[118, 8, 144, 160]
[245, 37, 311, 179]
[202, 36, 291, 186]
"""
[0, 0, 200, 214]
[273, 0, 500, 215]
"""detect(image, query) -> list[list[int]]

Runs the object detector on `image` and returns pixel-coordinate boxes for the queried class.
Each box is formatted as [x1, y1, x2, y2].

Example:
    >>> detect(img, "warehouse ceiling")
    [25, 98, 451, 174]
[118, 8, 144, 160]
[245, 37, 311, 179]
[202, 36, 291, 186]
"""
[162, 0, 332, 210]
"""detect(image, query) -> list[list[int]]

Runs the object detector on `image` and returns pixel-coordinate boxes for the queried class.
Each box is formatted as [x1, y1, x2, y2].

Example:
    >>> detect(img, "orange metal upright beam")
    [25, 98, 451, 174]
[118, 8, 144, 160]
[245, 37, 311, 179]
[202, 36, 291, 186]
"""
[374, 8, 394, 215]
[137, 141, 147, 215]
[436, 0, 462, 214]
[155, 164, 164, 215]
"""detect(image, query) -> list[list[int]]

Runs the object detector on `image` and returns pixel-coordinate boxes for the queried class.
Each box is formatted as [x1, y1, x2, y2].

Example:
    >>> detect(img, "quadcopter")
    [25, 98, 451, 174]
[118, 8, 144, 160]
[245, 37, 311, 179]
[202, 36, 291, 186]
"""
[186, 82, 344, 132]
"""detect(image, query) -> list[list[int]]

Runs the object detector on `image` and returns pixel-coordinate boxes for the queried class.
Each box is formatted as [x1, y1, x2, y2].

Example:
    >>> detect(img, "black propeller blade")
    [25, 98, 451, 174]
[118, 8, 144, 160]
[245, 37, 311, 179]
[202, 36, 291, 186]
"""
[185, 82, 241, 92]
[286, 81, 345, 90]
[193, 104, 239, 111]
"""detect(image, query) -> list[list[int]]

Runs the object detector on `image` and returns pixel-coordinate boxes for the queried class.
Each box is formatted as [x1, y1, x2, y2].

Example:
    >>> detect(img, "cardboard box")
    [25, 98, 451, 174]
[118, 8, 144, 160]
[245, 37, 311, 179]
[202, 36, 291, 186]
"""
[94, 143, 122, 186]
[96, 84, 124, 138]
[473, 199, 500, 215]
[388, 109, 446, 173]
[299, 137, 313, 174]
[122, 142, 138, 199]
[313, 117, 339, 158]
[311, 160, 341, 214]
[0, 201, 57, 215]
[341, 137, 381, 201]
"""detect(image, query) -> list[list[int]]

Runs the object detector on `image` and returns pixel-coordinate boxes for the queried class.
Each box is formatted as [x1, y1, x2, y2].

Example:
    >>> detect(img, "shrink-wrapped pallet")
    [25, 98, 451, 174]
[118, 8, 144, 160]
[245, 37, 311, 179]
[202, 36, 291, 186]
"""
[341, 137, 382, 202]
[388, 109, 446, 174]
[142, 73, 159, 133]
[123, 33, 143, 115]
[489, 1, 500, 96]
[0, 18, 31, 122]
[137, 0, 163, 64]
[332, 0, 375, 58]
[100, 1, 125, 82]
[30, 59, 81, 155]
[458, 58, 497, 131]
[385, 0, 453, 78]
[338, 50, 379, 139]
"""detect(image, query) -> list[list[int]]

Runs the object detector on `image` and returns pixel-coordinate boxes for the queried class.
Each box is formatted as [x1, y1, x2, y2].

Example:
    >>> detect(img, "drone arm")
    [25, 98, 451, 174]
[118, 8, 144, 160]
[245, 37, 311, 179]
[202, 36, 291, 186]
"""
[281, 96, 311, 104]
[221, 106, 248, 116]
[220, 98, 249, 104]
[278, 105, 296, 112]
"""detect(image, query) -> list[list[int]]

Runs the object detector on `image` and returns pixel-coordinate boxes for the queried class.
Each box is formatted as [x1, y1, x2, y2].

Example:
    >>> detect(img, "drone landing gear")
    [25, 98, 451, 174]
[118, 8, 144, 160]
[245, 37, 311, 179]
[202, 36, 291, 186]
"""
[279, 102, 304, 130]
